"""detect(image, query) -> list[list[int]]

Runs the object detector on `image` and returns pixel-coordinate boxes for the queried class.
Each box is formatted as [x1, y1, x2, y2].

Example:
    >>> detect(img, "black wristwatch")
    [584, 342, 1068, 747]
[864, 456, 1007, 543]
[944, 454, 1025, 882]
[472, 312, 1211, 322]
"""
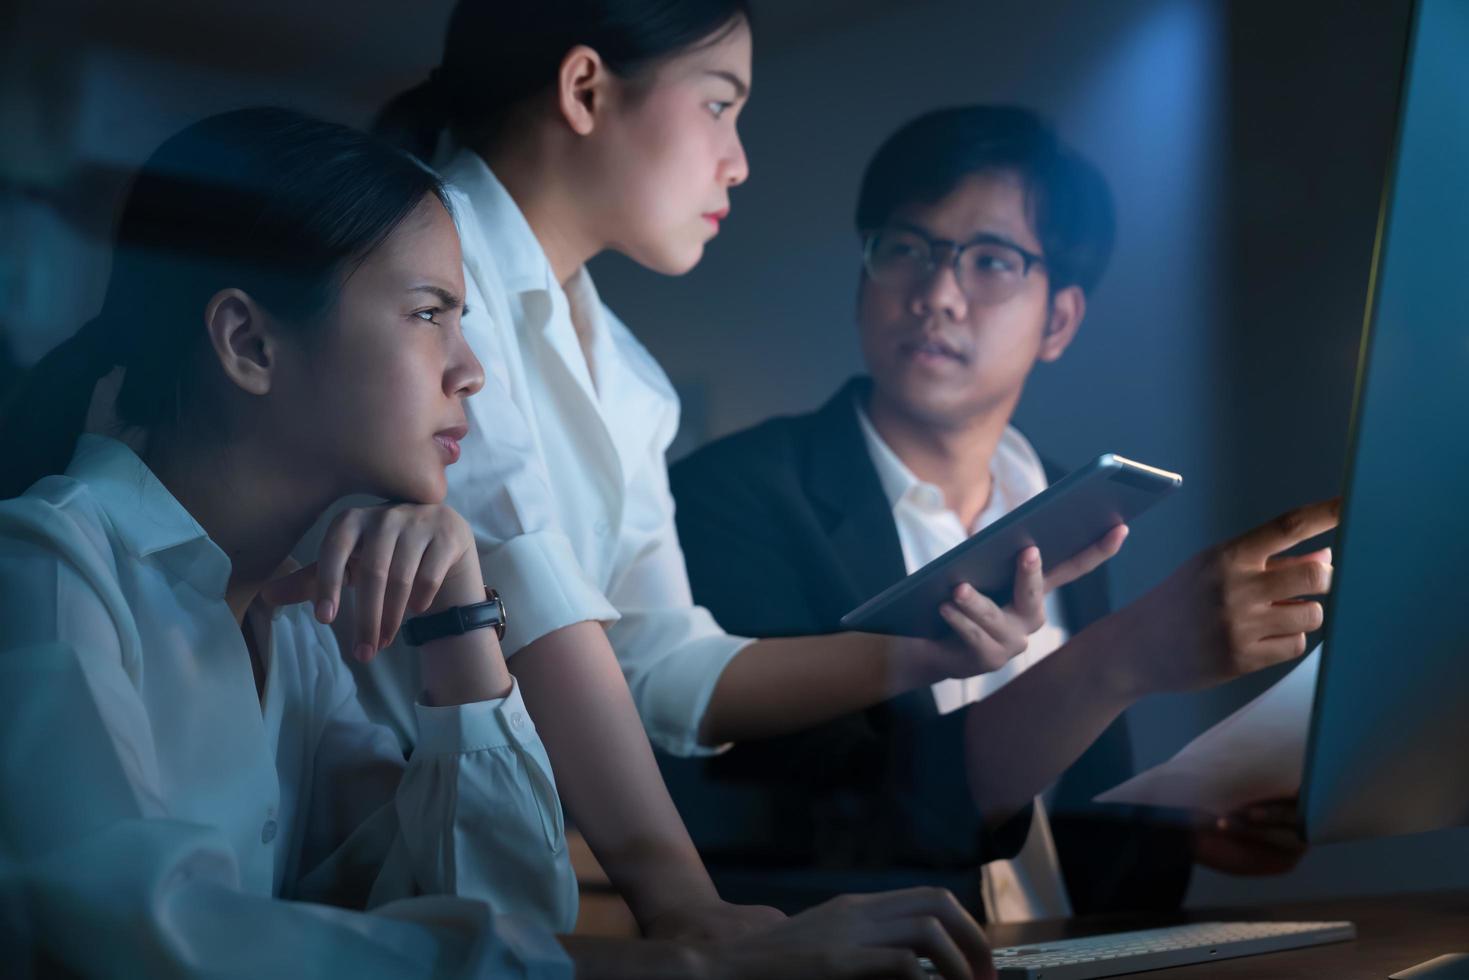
[400, 588, 507, 647]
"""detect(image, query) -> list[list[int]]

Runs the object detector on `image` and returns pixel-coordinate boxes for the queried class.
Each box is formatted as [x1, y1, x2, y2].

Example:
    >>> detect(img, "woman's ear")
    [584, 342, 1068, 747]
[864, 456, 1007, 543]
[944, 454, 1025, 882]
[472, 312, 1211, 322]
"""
[556, 44, 609, 137]
[203, 288, 276, 396]
[1038, 285, 1087, 363]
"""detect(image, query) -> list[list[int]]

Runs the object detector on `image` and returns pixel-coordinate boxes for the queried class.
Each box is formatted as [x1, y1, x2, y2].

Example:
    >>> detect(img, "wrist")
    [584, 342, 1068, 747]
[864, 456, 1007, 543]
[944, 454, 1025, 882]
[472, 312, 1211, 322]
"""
[425, 560, 486, 614]
[1075, 610, 1152, 703]
[881, 634, 945, 692]
[627, 877, 723, 935]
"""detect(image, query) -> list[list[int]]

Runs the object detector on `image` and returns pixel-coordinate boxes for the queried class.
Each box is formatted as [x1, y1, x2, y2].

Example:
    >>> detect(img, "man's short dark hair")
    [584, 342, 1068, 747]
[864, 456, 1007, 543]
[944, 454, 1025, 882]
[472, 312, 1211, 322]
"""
[855, 105, 1116, 294]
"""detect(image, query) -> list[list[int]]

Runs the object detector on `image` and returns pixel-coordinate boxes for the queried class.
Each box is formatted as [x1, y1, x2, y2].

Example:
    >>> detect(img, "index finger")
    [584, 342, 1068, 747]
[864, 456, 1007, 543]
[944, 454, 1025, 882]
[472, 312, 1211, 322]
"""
[870, 889, 990, 977]
[1042, 524, 1128, 592]
[260, 563, 318, 610]
[1233, 498, 1341, 564]
[1008, 547, 1044, 629]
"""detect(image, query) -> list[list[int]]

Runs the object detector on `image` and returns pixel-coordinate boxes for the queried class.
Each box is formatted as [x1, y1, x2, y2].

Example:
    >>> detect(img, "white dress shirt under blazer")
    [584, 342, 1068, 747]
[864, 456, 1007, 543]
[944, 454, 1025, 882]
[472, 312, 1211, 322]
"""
[0, 435, 575, 978]
[855, 404, 1075, 924]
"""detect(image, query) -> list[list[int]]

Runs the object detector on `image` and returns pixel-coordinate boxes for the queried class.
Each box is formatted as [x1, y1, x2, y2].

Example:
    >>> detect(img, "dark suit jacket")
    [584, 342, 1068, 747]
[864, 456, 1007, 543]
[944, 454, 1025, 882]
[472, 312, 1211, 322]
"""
[662, 378, 1192, 918]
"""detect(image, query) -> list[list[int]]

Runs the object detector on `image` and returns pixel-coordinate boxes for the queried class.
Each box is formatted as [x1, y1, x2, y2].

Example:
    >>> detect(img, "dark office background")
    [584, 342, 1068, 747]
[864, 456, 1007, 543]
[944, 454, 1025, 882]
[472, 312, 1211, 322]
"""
[2, 0, 1461, 905]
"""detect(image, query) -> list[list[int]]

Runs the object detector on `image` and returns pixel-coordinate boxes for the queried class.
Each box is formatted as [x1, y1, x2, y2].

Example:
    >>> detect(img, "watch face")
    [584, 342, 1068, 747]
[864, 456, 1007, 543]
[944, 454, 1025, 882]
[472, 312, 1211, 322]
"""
[490, 589, 507, 640]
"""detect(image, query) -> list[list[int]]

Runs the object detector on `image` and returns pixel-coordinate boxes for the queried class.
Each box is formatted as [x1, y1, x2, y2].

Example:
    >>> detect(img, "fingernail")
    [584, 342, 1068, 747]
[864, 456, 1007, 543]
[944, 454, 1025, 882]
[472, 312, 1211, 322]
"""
[354, 643, 373, 663]
[316, 600, 334, 623]
[1023, 548, 1041, 567]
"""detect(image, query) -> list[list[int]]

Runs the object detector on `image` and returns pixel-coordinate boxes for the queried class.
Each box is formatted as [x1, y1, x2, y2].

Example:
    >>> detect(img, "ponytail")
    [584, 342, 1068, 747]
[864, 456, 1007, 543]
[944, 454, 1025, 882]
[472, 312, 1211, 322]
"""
[0, 318, 117, 498]
[373, 71, 453, 164]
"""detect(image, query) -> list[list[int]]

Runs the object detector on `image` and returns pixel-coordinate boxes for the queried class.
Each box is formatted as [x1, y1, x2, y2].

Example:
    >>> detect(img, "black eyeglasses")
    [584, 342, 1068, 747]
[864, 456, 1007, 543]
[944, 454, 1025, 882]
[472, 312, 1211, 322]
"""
[862, 225, 1045, 306]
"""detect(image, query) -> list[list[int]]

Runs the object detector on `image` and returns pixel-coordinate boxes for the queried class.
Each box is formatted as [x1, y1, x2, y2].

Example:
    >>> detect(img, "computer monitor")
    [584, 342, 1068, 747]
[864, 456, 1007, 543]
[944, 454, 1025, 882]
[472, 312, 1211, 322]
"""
[1301, 0, 1469, 845]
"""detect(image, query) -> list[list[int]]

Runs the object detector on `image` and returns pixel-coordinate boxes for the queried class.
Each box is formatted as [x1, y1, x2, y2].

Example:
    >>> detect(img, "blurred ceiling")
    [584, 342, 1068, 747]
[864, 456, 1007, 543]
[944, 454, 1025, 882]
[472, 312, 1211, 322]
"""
[7, 0, 917, 109]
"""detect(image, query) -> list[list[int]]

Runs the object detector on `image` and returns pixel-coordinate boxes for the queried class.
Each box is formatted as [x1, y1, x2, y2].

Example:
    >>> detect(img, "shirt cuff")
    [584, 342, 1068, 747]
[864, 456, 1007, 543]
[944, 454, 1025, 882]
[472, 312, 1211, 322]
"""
[414, 677, 539, 755]
[634, 632, 754, 759]
[479, 530, 619, 657]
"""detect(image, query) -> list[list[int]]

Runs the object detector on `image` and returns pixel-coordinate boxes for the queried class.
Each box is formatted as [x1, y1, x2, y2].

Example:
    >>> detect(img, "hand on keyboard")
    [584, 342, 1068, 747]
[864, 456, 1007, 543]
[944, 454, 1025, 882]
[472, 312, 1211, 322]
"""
[718, 886, 995, 980]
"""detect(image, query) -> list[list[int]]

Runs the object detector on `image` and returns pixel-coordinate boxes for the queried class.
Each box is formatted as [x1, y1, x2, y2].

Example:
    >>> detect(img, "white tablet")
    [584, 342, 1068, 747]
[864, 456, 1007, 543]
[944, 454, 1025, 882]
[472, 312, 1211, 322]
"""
[839, 454, 1182, 638]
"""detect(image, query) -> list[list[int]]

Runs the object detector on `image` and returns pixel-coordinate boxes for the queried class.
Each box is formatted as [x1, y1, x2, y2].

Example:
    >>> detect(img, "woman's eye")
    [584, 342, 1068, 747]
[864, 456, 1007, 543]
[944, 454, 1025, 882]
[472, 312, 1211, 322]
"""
[707, 100, 732, 120]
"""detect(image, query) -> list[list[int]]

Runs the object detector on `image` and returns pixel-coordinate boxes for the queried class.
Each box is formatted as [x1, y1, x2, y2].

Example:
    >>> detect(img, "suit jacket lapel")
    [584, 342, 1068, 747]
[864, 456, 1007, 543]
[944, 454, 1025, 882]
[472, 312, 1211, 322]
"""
[803, 378, 910, 622]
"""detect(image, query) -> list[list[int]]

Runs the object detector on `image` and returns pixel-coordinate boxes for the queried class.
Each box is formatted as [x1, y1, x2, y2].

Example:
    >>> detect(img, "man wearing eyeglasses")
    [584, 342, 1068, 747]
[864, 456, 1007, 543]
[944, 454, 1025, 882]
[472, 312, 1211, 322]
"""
[663, 106, 1327, 923]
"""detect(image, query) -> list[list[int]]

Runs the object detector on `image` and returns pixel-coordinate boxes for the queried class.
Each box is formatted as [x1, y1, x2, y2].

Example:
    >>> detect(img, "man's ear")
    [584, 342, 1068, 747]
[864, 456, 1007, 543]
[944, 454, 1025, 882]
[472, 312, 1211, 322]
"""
[1038, 285, 1087, 363]
[555, 44, 609, 137]
[203, 288, 276, 396]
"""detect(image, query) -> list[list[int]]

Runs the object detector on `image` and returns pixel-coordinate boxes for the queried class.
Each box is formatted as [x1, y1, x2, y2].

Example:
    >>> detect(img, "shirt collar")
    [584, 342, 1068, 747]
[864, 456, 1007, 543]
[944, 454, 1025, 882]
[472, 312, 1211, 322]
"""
[66, 434, 231, 596]
[853, 398, 942, 512]
[438, 147, 557, 297]
[853, 397, 1051, 527]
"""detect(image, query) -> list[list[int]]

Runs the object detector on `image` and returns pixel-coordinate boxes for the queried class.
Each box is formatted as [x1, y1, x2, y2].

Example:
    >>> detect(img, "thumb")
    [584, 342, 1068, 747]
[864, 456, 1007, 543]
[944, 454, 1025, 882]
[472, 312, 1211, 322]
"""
[1266, 547, 1332, 569]
[261, 562, 319, 608]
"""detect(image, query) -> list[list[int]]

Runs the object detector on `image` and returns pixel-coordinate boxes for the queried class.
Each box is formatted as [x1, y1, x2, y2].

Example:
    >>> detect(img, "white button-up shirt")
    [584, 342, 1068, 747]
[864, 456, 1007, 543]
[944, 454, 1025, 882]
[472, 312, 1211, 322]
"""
[0, 435, 575, 978]
[855, 405, 1074, 924]
[357, 149, 751, 759]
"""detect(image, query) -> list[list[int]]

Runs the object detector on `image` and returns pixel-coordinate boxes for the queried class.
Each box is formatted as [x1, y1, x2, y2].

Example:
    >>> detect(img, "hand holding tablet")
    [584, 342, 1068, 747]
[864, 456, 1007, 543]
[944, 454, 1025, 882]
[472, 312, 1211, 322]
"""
[840, 454, 1183, 640]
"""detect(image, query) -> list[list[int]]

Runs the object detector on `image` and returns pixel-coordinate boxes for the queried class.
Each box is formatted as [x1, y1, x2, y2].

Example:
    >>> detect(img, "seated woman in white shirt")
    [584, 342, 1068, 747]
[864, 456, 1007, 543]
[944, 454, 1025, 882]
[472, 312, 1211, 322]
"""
[364, 0, 1126, 942]
[0, 108, 994, 980]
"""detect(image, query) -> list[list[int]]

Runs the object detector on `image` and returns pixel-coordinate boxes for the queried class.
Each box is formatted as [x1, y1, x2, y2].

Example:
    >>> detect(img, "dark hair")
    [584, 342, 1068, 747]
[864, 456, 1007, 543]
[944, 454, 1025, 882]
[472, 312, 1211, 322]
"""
[0, 106, 448, 499]
[376, 0, 752, 160]
[855, 105, 1116, 294]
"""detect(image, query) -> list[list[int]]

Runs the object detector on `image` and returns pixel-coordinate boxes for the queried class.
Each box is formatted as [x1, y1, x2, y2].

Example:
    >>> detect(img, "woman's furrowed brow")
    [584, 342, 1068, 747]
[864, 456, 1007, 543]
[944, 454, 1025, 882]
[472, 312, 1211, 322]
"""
[408, 284, 465, 311]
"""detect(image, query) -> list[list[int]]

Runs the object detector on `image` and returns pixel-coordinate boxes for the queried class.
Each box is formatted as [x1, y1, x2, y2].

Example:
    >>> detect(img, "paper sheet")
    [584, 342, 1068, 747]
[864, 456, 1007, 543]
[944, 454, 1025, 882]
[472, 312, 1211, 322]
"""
[1094, 645, 1320, 816]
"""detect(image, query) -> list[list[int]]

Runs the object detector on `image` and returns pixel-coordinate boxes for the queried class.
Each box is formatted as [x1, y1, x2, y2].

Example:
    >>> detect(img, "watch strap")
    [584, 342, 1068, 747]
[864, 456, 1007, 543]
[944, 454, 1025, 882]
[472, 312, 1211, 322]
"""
[401, 588, 507, 646]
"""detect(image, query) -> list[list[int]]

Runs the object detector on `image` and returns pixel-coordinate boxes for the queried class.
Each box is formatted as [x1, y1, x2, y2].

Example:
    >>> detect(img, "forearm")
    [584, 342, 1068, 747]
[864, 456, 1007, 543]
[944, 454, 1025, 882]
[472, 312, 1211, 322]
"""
[698, 632, 928, 745]
[963, 613, 1142, 822]
[510, 621, 719, 927]
[559, 936, 705, 980]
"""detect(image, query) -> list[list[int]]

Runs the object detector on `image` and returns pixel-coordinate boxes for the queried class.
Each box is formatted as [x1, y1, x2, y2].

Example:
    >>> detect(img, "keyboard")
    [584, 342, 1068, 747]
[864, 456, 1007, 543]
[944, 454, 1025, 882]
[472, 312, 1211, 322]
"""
[986, 920, 1357, 979]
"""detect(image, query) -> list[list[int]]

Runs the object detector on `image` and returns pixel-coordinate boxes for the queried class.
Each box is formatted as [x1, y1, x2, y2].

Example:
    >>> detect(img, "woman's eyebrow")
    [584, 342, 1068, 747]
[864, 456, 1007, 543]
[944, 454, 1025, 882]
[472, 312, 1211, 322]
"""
[704, 69, 749, 99]
[408, 284, 466, 312]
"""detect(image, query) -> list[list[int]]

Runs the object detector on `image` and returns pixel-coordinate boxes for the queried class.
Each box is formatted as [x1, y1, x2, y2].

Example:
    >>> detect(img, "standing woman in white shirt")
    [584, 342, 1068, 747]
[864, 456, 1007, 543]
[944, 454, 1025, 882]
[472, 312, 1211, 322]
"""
[0, 107, 996, 980]
[366, 0, 1123, 940]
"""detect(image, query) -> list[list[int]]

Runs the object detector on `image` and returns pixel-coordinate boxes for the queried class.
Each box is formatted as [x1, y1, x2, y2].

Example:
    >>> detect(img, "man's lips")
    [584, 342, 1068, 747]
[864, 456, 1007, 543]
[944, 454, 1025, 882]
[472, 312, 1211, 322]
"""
[434, 424, 467, 464]
[899, 337, 968, 365]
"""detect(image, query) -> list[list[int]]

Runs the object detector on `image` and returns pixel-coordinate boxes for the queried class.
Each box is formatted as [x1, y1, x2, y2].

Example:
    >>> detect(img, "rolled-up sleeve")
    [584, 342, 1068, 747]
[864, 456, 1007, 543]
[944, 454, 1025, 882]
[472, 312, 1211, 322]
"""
[606, 433, 753, 758]
[448, 280, 618, 658]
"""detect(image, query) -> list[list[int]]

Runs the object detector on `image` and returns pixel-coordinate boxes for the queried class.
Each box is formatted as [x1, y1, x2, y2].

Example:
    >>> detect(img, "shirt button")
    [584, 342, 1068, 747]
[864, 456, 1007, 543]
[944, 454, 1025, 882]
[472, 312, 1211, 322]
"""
[260, 819, 278, 844]
[593, 520, 611, 537]
[510, 711, 526, 730]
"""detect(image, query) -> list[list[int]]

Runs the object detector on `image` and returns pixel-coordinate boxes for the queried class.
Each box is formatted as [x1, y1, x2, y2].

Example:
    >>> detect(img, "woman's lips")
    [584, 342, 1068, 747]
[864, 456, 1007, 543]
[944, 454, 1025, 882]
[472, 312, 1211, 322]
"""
[703, 208, 730, 229]
[434, 425, 467, 464]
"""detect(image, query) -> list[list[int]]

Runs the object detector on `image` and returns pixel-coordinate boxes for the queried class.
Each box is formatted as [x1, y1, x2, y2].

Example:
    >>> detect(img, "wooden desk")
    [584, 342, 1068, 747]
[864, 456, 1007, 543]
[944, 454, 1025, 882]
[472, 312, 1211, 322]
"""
[985, 892, 1469, 979]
